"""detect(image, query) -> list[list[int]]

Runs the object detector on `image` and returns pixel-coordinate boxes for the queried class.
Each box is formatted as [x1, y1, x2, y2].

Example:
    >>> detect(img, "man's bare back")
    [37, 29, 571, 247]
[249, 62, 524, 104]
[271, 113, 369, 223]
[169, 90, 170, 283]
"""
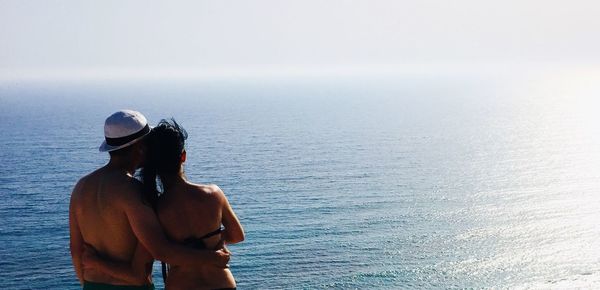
[70, 166, 153, 285]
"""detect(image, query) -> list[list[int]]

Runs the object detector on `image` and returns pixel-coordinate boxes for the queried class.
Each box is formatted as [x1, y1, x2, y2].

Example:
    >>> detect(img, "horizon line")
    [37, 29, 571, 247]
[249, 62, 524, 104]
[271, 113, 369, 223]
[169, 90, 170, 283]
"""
[0, 63, 597, 82]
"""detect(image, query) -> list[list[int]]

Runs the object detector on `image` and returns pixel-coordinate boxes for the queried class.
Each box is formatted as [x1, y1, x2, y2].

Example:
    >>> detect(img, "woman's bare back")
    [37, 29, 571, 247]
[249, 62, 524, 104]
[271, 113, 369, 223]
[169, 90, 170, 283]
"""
[157, 182, 237, 289]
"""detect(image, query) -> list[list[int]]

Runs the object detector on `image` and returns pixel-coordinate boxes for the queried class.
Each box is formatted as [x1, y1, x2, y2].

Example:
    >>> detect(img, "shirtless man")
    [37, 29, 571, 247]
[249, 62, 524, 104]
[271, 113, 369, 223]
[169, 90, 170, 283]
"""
[69, 110, 229, 289]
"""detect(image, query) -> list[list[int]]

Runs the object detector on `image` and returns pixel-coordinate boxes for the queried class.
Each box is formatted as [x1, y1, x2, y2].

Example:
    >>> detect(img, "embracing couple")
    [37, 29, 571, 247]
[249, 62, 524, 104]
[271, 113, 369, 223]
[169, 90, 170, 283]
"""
[69, 110, 244, 290]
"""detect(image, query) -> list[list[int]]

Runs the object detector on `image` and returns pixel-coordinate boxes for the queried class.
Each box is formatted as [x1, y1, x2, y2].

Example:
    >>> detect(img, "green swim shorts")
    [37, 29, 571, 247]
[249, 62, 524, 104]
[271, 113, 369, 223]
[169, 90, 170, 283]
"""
[82, 281, 155, 290]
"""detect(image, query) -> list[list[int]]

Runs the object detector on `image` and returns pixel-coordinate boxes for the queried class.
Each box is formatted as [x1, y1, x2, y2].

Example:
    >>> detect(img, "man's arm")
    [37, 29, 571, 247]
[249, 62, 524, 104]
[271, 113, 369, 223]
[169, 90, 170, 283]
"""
[120, 184, 230, 267]
[69, 180, 84, 285]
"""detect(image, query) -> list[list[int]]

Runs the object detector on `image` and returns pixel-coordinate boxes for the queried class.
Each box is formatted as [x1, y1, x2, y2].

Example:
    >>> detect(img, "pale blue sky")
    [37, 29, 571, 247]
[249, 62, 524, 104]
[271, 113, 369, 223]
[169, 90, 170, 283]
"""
[1, 0, 599, 78]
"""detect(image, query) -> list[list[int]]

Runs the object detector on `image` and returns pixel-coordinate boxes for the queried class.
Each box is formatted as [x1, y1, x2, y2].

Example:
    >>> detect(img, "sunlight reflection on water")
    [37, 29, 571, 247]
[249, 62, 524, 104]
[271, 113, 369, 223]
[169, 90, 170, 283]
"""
[1, 69, 600, 288]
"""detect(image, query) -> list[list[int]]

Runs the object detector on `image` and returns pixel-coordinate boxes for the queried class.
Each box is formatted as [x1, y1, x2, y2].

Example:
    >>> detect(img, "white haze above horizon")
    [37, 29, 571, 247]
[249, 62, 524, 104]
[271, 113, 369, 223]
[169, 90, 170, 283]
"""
[1, 0, 600, 80]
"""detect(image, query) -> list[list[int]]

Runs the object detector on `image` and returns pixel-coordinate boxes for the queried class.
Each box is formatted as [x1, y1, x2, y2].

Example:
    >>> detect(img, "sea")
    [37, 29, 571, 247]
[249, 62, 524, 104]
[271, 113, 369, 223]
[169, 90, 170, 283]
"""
[1, 69, 600, 289]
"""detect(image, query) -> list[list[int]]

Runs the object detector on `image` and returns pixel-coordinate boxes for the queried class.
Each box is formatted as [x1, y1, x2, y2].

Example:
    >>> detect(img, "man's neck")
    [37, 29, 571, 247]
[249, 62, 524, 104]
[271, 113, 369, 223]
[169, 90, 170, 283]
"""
[106, 157, 137, 175]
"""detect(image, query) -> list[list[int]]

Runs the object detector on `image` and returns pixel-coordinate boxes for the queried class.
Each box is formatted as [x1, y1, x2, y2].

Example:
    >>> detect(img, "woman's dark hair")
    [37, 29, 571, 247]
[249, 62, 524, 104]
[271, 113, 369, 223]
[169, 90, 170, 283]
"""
[142, 118, 188, 208]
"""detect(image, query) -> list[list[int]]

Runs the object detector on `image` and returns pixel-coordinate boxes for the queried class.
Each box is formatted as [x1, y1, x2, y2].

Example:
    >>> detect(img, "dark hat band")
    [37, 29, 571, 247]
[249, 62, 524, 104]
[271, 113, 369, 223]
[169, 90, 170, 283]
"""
[105, 124, 150, 147]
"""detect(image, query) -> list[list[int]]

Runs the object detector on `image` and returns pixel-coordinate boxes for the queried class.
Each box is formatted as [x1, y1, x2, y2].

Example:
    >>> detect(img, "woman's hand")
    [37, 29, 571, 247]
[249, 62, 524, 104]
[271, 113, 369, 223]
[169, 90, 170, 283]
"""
[212, 248, 231, 268]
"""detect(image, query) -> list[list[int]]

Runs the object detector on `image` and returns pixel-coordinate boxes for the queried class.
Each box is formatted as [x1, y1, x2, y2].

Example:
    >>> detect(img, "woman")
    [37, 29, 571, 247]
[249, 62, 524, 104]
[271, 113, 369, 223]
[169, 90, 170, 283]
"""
[84, 119, 244, 289]
[145, 119, 244, 290]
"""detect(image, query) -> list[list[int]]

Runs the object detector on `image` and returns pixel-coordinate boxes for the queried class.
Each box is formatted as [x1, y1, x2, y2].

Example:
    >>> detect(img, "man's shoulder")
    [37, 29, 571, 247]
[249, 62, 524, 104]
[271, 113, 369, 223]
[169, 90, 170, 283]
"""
[85, 169, 145, 204]
[69, 169, 104, 210]
[70, 171, 95, 199]
[75, 170, 97, 187]
[111, 175, 144, 202]
[73, 167, 106, 190]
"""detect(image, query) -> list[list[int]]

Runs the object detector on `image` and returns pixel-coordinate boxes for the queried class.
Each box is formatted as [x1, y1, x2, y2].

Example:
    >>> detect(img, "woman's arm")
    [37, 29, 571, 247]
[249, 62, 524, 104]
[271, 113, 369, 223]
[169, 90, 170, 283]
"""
[215, 186, 244, 244]
[82, 242, 153, 284]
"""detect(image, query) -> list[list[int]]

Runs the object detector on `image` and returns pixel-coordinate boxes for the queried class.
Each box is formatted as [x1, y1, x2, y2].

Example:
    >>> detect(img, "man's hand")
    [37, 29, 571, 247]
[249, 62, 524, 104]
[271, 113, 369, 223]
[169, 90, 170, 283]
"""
[212, 249, 231, 268]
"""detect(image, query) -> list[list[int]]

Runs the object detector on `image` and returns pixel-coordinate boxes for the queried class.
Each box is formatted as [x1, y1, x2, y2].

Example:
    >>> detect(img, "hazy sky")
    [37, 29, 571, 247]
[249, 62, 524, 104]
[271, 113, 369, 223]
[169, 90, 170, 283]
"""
[1, 0, 599, 77]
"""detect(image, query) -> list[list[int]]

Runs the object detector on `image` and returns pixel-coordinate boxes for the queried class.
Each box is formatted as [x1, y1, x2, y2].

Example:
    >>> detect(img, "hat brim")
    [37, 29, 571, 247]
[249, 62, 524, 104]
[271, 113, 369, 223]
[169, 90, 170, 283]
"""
[99, 129, 151, 152]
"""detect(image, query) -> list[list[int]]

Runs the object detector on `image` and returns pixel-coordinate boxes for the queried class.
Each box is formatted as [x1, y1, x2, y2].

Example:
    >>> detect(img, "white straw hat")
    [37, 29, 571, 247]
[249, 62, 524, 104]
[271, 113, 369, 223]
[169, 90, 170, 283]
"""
[99, 110, 151, 152]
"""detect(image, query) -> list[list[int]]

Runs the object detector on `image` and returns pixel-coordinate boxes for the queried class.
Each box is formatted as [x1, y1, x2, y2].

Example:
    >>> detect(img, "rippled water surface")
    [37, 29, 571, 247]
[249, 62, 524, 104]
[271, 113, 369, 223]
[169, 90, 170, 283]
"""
[1, 72, 600, 289]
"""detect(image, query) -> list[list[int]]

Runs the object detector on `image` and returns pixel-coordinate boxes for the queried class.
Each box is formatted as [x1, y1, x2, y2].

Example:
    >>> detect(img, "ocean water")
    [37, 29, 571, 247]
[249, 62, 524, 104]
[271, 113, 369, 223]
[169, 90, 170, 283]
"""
[1, 71, 600, 289]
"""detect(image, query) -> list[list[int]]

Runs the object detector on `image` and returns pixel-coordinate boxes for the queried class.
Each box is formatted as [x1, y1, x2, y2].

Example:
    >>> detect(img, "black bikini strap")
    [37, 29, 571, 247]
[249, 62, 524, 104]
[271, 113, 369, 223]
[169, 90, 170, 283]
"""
[199, 227, 224, 240]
